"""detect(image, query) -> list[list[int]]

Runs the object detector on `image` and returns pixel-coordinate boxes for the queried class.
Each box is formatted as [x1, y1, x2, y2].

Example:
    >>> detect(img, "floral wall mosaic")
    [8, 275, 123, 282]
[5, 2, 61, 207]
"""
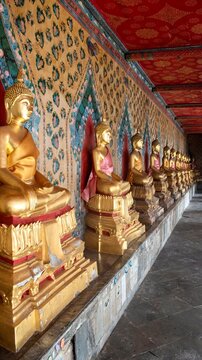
[0, 0, 186, 233]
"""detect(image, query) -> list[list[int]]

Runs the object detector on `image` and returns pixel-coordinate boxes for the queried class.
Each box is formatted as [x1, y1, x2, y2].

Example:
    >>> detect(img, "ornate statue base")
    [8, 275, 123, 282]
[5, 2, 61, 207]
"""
[176, 173, 186, 195]
[131, 184, 164, 226]
[181, 172, 189, 191]
[166, 173, 181, 201]
[153, 180, 174, 210]
[0, 206, 97, 352]
[185, 172, 191, 188]
[84, 192, 145, 255]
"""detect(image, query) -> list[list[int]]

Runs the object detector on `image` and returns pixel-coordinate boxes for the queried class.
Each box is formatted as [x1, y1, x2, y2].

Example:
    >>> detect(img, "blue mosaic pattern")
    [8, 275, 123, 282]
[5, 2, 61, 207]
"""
[0, 0, 40, 144]
[117, 103, 132, 172]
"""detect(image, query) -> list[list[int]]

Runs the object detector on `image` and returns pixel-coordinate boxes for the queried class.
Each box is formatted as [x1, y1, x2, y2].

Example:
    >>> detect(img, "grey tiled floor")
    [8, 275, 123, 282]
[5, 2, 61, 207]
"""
[97, 194, 202, 360]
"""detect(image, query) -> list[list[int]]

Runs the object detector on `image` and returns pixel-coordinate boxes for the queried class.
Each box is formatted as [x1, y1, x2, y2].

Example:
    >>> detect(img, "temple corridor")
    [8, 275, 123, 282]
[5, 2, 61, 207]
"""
[97, 193, 202, 360]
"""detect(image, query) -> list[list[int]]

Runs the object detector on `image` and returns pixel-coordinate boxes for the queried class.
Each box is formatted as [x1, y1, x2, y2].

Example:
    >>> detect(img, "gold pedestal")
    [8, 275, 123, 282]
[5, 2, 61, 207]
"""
[0, 207, 97, 352]
[166, 173, 181, 201]
[132, 184, 164, 226]
[176, 172, 186, 195]
[181, 171, 189, 191]
[84, 192, 145, 255]
[153, 180, 174, 210]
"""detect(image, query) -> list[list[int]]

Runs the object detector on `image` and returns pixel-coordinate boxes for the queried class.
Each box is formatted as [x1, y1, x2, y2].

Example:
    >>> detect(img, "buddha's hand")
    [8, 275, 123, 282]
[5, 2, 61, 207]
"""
[36, 185, 54, 194]
[112, 173, 122, 181]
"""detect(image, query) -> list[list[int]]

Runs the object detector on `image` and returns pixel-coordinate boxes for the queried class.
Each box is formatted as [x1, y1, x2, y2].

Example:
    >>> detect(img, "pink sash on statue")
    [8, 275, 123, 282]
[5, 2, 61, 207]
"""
[81, 148, 113, 202]
[154, 157, 160, 170]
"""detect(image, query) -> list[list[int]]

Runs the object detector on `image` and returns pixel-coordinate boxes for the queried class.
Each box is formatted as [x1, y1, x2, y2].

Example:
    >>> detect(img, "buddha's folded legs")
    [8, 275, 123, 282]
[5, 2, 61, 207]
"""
[96, 179, 130, 196]
[0, 185, 70, 217]
[0, 186, 29, 215]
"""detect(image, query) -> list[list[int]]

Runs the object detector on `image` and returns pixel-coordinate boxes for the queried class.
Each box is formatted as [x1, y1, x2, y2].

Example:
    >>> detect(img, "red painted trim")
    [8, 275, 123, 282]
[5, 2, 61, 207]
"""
[0, 205, 72, 226]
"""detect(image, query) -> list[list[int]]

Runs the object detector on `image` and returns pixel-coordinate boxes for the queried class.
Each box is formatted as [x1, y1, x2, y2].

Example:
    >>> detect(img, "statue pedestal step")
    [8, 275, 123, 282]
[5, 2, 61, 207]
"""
[134, 198, 164, 227]
[84, 193, 145, 255]
[0, 257, 97, 352]
[171, 189, 181, 201]
[0, 207, 97, 352]
[154, 190, 174, 211]
[131, 185, 164, 226]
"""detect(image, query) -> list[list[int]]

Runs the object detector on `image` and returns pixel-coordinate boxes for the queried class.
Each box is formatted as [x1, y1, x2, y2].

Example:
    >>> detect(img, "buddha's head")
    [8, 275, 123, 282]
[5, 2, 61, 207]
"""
[163, 145, 170, 157]
[152, 139, 160, 154]
[176, 151, 181, 160]
[170, 148, 176, 158]
[95, 121, 112, 146]
[131, 132, 143, 150]
[5, 68, 34, 125]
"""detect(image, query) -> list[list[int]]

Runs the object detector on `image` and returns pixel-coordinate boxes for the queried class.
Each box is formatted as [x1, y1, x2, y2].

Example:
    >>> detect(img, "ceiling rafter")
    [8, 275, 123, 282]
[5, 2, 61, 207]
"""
[125, 45, 202, 61]
[176, 116, 202, 121]
[153, 83, 202, 92]
[167, 103, 202, 109]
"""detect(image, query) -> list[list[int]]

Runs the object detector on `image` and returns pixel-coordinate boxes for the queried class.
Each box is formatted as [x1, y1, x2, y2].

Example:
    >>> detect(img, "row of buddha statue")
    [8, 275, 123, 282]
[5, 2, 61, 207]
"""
[0, 69, 197, 352]
[82, 124, 195, 256]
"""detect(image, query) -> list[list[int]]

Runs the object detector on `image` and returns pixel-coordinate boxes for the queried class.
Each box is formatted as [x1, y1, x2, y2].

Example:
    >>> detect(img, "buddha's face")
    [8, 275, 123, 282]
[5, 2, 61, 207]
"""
[10, 96, 33, 123]
[134, 138, 143, 150]
[171, 150, 175, 158]
[164, 148, 170, 157]
[102, 128, 112, 144]
[153, 142, 160, 153]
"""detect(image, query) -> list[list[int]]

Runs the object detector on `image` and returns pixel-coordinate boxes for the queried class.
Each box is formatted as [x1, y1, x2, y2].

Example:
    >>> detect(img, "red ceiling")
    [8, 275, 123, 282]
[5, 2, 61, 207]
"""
[89, 0, 202, 133]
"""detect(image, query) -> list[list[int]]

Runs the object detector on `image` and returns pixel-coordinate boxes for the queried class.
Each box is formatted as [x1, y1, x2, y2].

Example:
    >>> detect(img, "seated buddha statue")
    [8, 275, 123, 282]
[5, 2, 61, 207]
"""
[150, 139, 167, 182]
[175, 151, 186, 194]
[82, 122, 130, 200]
[0, 69, 70, 218]
[127, 132, 163, 226]
[0, 69, 97, 352]
[150, 139, 173, 210]
[187, 156, 193, 186]
[162, 145, 180, 200]
[170, 147, 176, 171]
[82, 122, 145, 255]
[127, 132, 153, 186]
[162, 145, 170, 171]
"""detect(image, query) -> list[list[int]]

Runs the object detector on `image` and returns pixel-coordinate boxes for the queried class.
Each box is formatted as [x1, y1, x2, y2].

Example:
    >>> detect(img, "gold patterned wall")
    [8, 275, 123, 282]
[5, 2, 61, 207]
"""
[1, 0, 186, 228]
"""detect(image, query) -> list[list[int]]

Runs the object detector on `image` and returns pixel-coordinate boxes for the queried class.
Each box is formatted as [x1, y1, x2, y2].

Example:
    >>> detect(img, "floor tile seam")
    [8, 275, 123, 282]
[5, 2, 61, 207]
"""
[135, 305, 198, 330]
[124, 301, 198, 328]
[132, 330, 195, 359]
[124, 310, 170, 327]
[143, 295, 194, 315]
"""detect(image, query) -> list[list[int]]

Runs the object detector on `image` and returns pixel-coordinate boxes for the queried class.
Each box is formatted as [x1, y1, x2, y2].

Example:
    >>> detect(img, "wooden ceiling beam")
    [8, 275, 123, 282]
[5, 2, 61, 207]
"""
[167, 103, 202, 109]
[176, 116, 202, 121]
[153, 83, 202, 92]
[125, 45, 202, 61]
[184, 130, 202, 134]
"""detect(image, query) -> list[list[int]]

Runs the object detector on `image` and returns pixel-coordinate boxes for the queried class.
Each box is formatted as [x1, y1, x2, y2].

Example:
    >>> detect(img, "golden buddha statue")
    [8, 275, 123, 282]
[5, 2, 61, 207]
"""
[181, 154, 189, 189]
[0, 74, 70, 218]
[170, 147, 176, 172]
[0, 69, 97, 352]
[187, 156, 194, 185]
[175, 151, 186, 195]
[191, 157, 200, 182]
[162, 145, 180, 200]
[84, 122, 130, 197]
[82, 122, 145, 255]
[150, 138, 174, 210]
[127, 132, 163, 226]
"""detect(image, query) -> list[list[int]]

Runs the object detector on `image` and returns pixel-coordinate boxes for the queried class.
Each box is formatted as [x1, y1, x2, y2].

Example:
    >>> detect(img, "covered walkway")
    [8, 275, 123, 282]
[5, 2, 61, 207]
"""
[98, 194, 202, 360]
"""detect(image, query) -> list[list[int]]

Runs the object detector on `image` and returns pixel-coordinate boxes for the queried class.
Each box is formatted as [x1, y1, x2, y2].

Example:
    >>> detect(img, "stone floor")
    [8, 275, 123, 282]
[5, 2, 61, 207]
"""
[97, 194, 202, 360]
